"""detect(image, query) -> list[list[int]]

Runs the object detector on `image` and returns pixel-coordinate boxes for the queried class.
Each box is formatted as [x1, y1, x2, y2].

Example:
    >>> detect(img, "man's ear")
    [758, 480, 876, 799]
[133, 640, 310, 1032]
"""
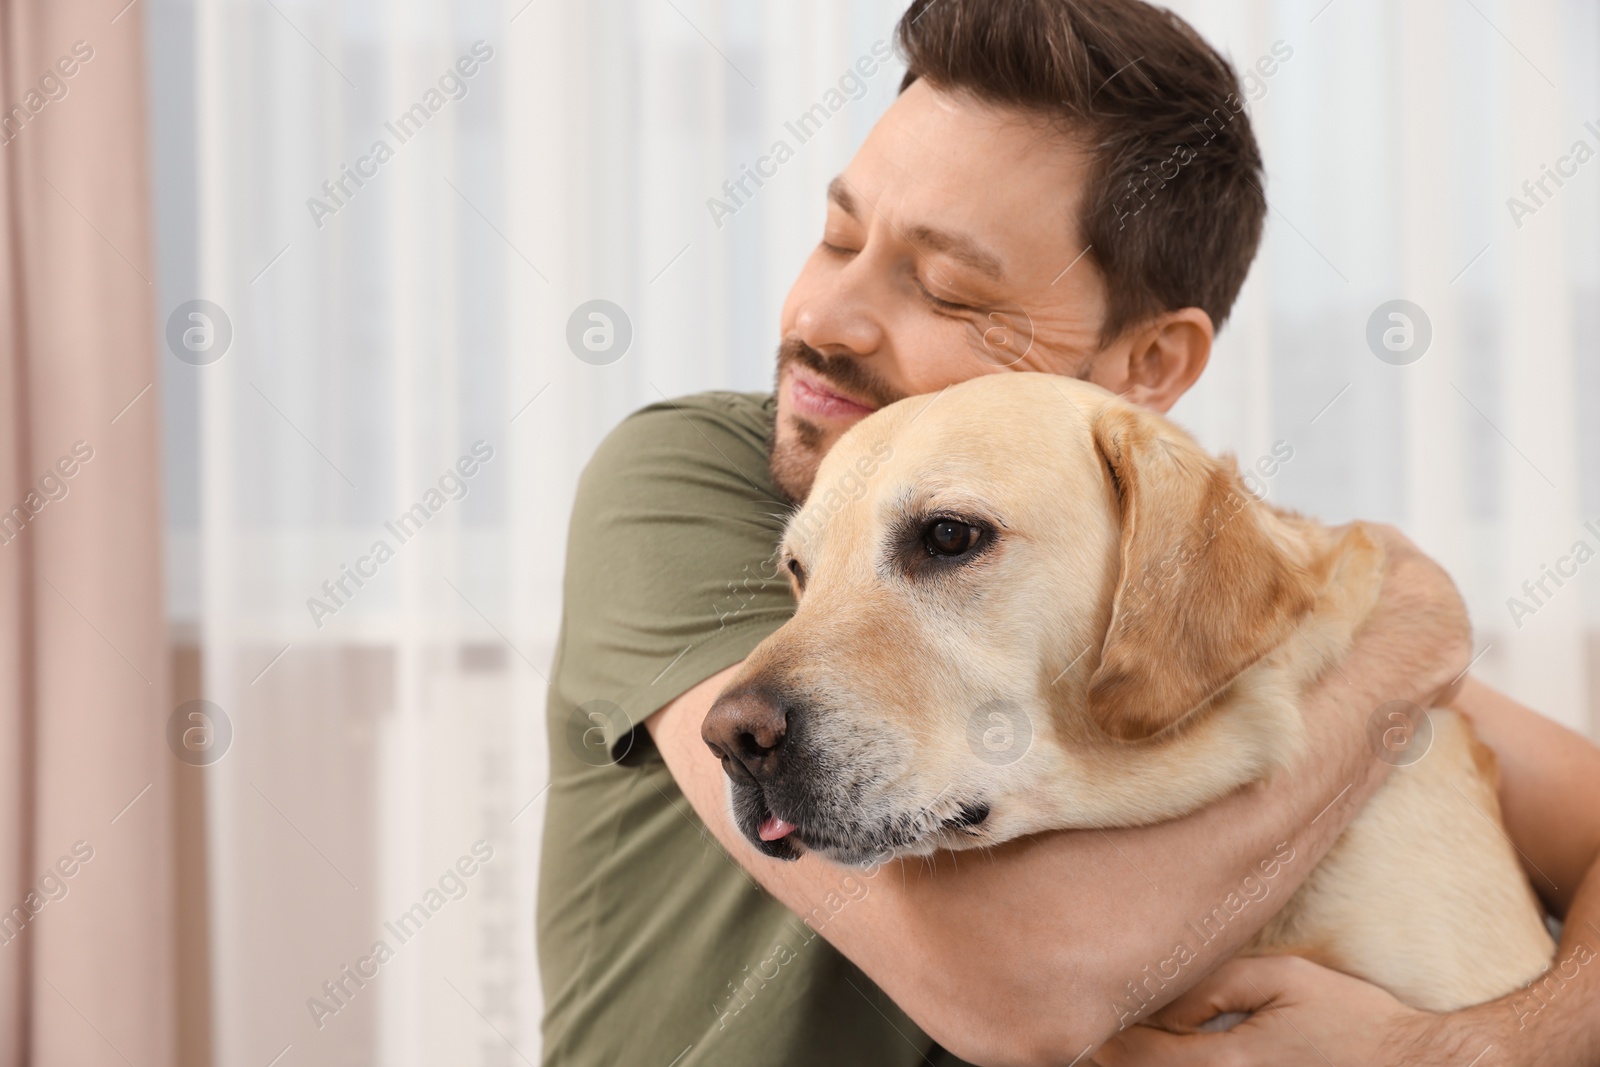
[1085, 404, 1317, 741]
[1084, 307, 1212, 413]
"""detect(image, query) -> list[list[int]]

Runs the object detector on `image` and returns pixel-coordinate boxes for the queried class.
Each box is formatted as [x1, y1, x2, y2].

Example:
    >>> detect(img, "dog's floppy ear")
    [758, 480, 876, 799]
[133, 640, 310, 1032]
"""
[1085, 404, 1316, 741]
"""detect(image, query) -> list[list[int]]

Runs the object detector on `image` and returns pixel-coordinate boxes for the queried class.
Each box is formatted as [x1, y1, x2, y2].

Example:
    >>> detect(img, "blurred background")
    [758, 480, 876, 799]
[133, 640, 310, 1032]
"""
[1, 0, 1596, 1063]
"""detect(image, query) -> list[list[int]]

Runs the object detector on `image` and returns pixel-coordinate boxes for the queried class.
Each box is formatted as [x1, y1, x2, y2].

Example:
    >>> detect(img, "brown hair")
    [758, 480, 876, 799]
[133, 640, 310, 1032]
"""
[896, 0, 1267, 343]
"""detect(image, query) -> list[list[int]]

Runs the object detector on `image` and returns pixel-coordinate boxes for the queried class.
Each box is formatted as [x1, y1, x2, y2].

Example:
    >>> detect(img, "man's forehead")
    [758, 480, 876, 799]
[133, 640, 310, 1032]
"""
[832, 84, 1089, 277]
[871, 81, 1086, 182]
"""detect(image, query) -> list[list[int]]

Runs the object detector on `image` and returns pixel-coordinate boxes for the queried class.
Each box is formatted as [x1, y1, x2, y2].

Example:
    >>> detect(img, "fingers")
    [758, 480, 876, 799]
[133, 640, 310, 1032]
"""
[1098, 958, 1407, 1067]
[1145, 955, 1301, 1031]
[1094, 1023, 1227, 1066]
[1361, 521, 1419, 560]
[1432, 670, 1469, 708]
[1095, 958, 1299, 1067]
[1360, 523, 1472, 692]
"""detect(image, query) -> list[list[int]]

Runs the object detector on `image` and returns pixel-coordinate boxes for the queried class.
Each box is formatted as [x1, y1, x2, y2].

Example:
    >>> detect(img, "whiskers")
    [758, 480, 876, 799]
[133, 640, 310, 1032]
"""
[751, 498, 801, 534]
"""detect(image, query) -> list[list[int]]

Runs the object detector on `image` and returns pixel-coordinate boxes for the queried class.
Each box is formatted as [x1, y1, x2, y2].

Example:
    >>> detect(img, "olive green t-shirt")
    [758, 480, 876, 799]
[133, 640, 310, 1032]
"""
[538, 391, 975, 1066]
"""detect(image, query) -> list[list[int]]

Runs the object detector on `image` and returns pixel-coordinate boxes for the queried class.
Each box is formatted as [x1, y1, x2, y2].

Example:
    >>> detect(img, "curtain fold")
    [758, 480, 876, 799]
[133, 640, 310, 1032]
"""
[0, 0, 175, 1064]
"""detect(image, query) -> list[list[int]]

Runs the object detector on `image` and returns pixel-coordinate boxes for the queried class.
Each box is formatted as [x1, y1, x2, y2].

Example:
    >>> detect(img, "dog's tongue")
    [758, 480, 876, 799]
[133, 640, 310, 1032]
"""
[758, 814, 798, 842]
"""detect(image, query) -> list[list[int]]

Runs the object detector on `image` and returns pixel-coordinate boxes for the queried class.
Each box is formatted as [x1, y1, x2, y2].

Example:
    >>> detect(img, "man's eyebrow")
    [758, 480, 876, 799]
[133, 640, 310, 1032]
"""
[826, 177, 1006, 282]
[903, 223, 1005, 281]
[827, 176, 858, 217]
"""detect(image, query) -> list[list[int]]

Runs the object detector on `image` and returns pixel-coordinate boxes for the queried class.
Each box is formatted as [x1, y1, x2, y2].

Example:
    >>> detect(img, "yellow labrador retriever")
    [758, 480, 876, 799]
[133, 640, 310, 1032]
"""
[702, 372, 1553, 1013]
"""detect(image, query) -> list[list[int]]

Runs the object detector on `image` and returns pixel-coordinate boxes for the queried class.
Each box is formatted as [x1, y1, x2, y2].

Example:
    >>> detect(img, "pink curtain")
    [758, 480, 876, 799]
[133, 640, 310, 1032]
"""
[0, 0, 176, 1063]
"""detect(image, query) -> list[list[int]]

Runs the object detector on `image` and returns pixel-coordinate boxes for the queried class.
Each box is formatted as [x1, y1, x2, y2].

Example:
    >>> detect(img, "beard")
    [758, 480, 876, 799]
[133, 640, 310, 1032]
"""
[767, 338, 906, 505]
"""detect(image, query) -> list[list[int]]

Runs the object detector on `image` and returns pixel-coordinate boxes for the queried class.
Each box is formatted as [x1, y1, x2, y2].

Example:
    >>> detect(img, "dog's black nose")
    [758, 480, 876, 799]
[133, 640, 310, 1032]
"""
[702, 688, 787, 780]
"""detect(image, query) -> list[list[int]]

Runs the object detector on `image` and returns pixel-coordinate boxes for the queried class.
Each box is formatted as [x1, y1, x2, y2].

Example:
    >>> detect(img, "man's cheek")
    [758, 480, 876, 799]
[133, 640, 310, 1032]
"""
[897, 324, 1005, 398]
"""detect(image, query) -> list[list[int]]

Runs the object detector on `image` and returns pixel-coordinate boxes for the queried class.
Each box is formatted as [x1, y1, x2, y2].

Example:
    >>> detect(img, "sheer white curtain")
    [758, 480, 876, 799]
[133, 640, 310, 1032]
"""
[145, 0, 1597, 1063]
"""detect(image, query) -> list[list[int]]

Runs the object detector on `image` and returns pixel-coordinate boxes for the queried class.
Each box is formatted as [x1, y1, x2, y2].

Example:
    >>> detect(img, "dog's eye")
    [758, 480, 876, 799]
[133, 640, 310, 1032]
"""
[924, 519, 980, 557]
[787, 557, 806, 588]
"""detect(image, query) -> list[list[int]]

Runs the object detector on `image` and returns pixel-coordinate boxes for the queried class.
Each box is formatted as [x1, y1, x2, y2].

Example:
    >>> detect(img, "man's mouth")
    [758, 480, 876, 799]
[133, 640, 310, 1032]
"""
[787, 367, 879, 422]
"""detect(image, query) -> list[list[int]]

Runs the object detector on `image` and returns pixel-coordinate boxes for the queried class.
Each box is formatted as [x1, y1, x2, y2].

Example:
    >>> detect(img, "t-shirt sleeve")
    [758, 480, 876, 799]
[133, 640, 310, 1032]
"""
[550, 394, 797, 759]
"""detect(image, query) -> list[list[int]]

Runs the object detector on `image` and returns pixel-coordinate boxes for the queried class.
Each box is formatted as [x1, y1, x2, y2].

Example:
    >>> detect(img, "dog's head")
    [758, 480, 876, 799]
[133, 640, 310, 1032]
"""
[704, 373, 1323, 863]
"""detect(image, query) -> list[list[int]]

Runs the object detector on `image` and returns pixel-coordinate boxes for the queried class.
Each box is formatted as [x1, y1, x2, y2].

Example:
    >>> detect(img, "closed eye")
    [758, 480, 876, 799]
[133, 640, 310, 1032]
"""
[916, 277, 975, 313]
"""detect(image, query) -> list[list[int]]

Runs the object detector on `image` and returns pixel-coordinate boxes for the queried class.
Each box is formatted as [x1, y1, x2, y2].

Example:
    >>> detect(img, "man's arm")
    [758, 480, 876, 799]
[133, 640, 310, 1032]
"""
[647, 526, 1470, 1067]
[1096, 678, 1600, 1067]
[1457, 676, 1600, 919]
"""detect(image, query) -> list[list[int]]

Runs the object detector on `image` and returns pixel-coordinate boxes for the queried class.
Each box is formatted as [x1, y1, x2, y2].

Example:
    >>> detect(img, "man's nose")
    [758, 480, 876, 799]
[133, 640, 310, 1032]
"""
[791, 265, 886, 357]
[702, 688, 788, 780]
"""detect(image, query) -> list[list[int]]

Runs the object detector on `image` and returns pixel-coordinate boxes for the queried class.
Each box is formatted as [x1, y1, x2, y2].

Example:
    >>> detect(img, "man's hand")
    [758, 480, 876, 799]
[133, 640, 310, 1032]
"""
[1093, 956, 1443, 1066]
[1354, 522, 1473, 708]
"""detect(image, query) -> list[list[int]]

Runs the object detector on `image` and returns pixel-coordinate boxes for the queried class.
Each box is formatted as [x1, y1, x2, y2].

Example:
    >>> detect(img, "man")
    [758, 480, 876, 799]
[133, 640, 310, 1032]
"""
[539, 1, 1600, 1064]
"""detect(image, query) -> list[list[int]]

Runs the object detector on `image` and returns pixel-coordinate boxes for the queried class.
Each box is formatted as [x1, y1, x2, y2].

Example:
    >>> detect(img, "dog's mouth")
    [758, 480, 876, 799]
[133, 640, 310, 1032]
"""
[758, 811, 800, 843]
[734, 783, 805, 861]
[729, 775, 991, 864]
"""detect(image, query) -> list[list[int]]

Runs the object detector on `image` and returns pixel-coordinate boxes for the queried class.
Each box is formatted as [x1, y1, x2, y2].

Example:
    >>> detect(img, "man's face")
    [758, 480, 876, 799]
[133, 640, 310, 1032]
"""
[771, 79, 1111, 501]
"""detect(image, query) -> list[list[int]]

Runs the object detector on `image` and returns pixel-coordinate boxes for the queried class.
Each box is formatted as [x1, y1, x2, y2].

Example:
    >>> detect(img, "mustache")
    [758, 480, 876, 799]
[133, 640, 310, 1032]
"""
[776, 338, 906, 411]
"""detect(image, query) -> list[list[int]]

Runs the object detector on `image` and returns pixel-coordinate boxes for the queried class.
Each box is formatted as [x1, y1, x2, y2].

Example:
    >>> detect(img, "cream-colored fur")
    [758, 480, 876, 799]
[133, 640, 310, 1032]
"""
[1245, 709, 1554, 1009]
[730, 371, 1554, 1011]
